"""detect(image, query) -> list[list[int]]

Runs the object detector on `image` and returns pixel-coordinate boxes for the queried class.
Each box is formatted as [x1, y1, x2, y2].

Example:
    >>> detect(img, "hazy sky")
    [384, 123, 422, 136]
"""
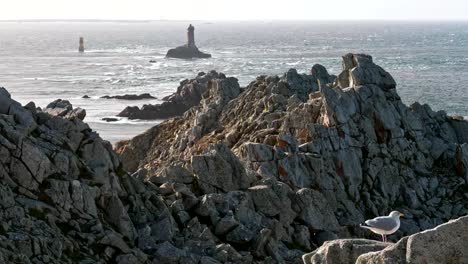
[1, 0, 468, 21]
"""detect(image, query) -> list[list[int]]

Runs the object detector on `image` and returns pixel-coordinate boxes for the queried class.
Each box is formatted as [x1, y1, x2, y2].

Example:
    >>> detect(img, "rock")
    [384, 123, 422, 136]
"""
[337, 54, 396, 90]
[302, 239, 390, 264]
[118, 71, 226, 120]
[451, 119, 468, 144]
[103, 194, 136, 240]
[82, 95, 90, 99]
[293, 188, 340, 231]
[100, 93, 156, 100]
[166, 45, 211, 59]
[240, 143, 274, 162]
[226, 224, 255, 244]
[215, 211, 239, 235]
[105, 53, 468, 263]
[44, 99, 86, 120]
[357, 215, 468, 264]
[154, 242, 186, 264]
[99, 232, 131, 254]
[166, 24, 211, 59]
[102, 117, 119, 122]
[311, 64, 336, 85]
[191, 143, 254, 193]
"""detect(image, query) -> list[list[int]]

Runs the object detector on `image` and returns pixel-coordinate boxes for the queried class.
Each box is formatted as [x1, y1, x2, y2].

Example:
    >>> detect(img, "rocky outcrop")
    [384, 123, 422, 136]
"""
[100, 93, 156, 100]
[0, 89, 145, 262]
[166, 45, 211, 59]
[116, 53, 468, 262]
[2, 52, 468, 264]
[302, 215, 468, 264]
[118, 71, 227, 120]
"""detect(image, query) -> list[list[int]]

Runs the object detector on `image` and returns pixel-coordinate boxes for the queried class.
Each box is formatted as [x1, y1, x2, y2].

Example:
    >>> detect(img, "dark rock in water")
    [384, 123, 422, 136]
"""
[82, 95, 90, 99]
[118, 70, 225, 120]
[102, 117, 119, 122]
[100, 93, 156, 100]
[166, 45, 211, 59]
[149, 60, 157, 63]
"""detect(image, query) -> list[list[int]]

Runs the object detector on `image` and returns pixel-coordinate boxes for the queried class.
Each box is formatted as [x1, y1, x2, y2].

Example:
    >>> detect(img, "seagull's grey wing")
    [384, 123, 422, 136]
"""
[364, 216, 397, 231]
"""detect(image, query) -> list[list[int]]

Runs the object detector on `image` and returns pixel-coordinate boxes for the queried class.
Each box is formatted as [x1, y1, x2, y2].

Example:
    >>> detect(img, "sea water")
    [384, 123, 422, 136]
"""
[0, 21, 467, 142]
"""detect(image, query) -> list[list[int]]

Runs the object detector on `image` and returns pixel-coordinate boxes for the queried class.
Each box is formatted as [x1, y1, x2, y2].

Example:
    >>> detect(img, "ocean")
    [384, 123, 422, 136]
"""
[0, 21, 467, 143]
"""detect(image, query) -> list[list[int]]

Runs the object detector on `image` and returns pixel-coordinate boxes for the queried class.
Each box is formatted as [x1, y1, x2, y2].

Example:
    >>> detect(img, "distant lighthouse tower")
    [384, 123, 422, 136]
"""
[187, 24, 195, 48]
[79, 37, 85, 52]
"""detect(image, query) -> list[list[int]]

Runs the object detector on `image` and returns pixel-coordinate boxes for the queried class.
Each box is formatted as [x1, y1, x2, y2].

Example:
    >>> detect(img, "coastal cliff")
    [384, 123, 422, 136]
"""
[0, 53, 467, 263]
[116, 53, 468, 262]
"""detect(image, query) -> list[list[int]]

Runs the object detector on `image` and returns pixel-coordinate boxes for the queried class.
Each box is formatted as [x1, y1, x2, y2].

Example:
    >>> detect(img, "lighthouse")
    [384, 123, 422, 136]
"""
[78, 37, 85, 52]
[165, 24, 211, 59]
[187, 24, 195, 48]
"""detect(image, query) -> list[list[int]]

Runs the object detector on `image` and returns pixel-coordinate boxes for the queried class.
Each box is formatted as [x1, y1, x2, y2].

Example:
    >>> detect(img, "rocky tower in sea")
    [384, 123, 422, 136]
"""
[0, 54, 467, 263]
[165, 24, 211, 59]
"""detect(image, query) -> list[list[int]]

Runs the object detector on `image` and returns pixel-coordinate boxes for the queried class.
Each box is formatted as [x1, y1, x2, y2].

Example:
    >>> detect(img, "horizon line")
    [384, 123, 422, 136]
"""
[1, 18, 468, 23]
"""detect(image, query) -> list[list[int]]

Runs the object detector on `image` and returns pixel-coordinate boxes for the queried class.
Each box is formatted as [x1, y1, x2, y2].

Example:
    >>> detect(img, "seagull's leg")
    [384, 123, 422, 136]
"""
[381, 234, 384, 242]
[384, 235, 387, 243]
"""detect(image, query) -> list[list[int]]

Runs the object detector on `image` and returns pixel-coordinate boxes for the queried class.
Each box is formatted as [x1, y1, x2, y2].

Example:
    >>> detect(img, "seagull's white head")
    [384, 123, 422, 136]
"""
[389, 211, 404, 218]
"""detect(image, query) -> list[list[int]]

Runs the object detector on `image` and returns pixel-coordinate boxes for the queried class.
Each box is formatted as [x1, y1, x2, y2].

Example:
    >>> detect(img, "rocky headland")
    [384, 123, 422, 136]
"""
[118, 71, 225, 120]
[0, 53, 467, 263]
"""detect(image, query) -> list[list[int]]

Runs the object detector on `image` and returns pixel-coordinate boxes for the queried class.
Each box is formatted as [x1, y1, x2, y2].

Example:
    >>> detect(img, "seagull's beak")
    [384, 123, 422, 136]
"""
[400, 213, 404, 217]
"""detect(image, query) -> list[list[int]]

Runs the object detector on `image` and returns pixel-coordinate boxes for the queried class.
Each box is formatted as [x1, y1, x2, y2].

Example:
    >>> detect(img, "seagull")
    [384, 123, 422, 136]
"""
[360, 211, 404, 242]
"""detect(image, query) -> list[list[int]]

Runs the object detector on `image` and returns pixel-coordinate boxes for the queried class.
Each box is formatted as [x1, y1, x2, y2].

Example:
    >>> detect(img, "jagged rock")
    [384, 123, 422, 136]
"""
[226, 224, 255, 244]
[44, 99, 86, 120]
[153, 242, 186, 263]
[240, 143, 275, 162]
[191, 143, 254, 193]
[337, 53, 396, 90]
[3, 53, 459, 263]
[311, 64, 336, 85]
[99, 232, 131, 254]
[293, 188, 340, 231]
[0, 87, 14, 114]
[214, 211, 239, 235]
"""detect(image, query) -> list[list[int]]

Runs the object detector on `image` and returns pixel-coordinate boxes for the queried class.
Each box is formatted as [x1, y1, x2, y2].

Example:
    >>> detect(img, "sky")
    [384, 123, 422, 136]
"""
[1, 0, 467, 21]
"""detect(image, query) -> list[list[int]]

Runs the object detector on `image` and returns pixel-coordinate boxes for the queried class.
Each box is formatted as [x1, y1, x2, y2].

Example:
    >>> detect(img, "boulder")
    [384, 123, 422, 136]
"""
[303, 239, 389, 264]
[191, 143, 254, 193]
[44, 99, 86, 120]
[337, 54, 396, 90]
[357, 215, 468, 264]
